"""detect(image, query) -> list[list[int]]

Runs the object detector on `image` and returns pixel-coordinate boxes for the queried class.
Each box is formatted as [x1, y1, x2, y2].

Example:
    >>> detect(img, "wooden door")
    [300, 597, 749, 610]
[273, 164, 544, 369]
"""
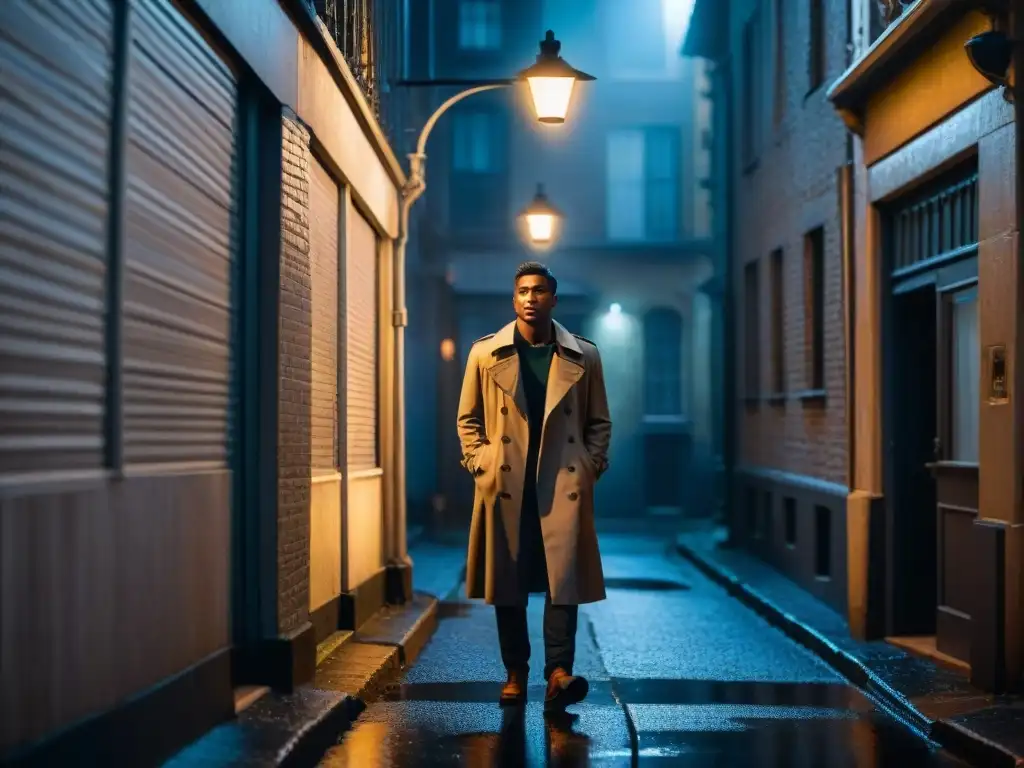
[931, 273, 979, 663]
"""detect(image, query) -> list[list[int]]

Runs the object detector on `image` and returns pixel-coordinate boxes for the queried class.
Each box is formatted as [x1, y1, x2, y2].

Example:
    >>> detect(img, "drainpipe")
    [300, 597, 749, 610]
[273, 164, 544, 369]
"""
[841, 0, 856, 492]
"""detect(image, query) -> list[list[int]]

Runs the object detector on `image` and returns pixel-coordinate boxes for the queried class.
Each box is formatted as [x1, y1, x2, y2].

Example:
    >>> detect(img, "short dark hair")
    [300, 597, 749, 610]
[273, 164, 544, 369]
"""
[514, 261, 557, 295]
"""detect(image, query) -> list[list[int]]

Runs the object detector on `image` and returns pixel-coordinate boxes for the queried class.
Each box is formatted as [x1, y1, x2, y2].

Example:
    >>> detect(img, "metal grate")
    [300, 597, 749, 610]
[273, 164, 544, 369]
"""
[315, 0, 380, 114]
[889, 169, 978, 276]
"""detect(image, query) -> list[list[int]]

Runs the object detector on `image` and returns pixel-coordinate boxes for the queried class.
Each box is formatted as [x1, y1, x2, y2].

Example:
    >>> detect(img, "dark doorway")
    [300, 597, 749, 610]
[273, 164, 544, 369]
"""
[885, 284, 938, 636]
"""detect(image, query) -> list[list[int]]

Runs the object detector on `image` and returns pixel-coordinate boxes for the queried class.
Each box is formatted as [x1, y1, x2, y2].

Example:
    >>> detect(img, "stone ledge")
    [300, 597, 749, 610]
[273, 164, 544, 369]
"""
[163, 594, 442, 767]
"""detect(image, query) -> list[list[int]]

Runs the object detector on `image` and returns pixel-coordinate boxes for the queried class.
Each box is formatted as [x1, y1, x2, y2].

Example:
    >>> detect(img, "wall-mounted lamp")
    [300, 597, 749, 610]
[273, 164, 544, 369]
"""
[517, 31, 596, 124]
[965, 30, 1016, 103]
[518, 183, 562, 247]
[440, 338, 455, 361]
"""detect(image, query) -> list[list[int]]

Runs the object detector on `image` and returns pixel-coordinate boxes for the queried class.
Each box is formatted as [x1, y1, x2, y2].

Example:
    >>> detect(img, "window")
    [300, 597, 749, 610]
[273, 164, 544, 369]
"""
[450, 107, 507, 229]
[773, 0, 785, 128]
[451, 111, 501, 173]
[814, 504, 831, 578]
[784, 497, 797, 547]
[804, 227, 825, 390]
[643, 308, 683, 416]
[743, 260, 761, 397]
[458, 1, 501, 50]
[606, 127, 680, 241]
[606, 0, 690, 79]
[950, 287, 979, 463]
[769, 248, 784, 394]
[741, 9, 762, 166]
[808, 0, 825, 92]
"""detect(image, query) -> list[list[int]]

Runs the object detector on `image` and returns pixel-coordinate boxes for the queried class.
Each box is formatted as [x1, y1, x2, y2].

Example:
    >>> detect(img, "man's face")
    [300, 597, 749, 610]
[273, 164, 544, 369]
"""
[514, 274, 557, 325]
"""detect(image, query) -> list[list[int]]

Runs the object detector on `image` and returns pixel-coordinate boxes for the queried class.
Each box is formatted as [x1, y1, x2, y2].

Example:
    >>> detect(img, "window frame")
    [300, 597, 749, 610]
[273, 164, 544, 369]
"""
[743, 259, 761, 400]
[803, 227, 825, 392]
[808, 0, 826, 93]
[457, 0, 501, 51]
[769, 248, 785, 397]
[605, 126, 681, 242]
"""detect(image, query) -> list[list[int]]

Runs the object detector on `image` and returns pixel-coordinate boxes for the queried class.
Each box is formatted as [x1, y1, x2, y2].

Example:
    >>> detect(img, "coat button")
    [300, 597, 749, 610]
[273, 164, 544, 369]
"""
[500, 406, 508, 415]
[568, 492, 578, 501]
[501, 436, 511, 444]
[564, 406, 572, 415]
[499, 492, 512, 499]
[567, 465, 576, 473]
[501, 464, 511, 472]
[567, 436, 575, 443]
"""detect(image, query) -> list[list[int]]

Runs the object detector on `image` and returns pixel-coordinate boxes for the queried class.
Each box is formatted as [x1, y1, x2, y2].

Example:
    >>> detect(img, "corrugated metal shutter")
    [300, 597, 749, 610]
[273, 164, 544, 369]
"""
[122, 0, 238, 466]
[0, 1, 114, 475]
[310, 160, 340, 472]
[346, 207, 379, 472]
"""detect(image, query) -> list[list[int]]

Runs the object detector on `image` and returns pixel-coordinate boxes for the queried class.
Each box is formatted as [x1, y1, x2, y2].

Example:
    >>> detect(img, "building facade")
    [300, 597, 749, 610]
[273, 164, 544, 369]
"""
[829, 0, 1022, 691]
[689, 0, 1023, 694]
[0, 0, 416, 762]
[402, 0, 717, 531]
[687, 0, 854, 611]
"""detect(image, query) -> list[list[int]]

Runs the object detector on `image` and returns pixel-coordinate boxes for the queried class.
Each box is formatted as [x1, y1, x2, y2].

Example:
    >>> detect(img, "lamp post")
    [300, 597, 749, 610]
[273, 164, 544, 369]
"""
[519, 183, 562, 247]
[385, 31, 594, 603]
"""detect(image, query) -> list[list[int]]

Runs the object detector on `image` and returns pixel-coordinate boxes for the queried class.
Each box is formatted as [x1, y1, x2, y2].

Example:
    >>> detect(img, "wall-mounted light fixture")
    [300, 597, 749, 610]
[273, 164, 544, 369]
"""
[518, 183, 562, 248]
[964, 29, 1016, 103]
[440, 338, 456, 361]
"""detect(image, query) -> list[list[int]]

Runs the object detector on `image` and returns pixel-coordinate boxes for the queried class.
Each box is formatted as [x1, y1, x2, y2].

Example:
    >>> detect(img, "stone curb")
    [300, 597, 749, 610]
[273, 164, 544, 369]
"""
[167, 563, 468, 768]
[675, 540, 1021, 768]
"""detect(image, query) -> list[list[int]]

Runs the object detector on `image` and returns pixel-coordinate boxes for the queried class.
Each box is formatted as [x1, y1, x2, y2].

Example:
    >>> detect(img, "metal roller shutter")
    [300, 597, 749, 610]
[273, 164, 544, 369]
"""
[0, 0, 115, 475]
[310, 160, 340, 472]
[345, 207, 379, 472]
[122, 0, 238, 466]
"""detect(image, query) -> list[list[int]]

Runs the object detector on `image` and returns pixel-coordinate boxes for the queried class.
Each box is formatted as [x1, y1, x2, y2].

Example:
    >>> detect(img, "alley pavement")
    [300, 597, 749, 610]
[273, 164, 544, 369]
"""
[316, 534, 967, 766]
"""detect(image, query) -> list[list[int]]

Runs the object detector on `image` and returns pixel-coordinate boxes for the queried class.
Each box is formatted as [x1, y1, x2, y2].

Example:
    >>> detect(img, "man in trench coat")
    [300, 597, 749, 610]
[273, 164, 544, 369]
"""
[456, 261, 612, 712]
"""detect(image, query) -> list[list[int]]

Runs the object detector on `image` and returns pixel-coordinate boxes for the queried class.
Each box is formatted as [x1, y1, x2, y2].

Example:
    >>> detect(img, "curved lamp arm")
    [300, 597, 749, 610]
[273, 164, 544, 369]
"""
[387, 81, 512, 577]
[402, 82, 512, 213]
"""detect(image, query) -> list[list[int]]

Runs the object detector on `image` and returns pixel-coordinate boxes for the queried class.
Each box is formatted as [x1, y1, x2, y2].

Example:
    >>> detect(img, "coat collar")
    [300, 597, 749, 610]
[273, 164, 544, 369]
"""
[483, 320, 586, 425]
[489, 319, 583, 358]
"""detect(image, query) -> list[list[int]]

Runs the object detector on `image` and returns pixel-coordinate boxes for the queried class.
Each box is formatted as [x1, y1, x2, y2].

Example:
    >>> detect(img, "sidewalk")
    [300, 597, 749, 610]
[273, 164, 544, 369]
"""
[676, 530, 1024, 768]
[164, 536, 468, 767]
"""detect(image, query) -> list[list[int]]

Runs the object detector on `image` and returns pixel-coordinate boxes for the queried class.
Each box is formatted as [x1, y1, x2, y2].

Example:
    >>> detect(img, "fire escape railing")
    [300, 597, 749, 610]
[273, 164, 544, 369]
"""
[314, 0, 380, 115]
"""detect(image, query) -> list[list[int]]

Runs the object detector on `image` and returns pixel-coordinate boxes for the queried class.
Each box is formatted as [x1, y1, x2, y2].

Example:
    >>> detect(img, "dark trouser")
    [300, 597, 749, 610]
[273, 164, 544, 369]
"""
[495, 595, 579, 681]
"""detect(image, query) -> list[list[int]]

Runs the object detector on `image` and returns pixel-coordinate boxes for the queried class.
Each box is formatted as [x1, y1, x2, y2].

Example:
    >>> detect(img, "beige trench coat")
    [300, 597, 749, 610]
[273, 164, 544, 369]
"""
[457, 320, 612, 606]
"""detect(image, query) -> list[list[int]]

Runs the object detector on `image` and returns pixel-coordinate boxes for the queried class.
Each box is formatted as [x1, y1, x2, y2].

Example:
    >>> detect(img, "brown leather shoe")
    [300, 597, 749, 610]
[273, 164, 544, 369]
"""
[499, 668, 528, 706]
[544, 667, 589, 712]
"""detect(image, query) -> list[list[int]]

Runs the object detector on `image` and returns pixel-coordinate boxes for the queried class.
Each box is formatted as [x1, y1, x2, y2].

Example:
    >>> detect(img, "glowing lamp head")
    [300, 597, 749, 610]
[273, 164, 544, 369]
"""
[517, 31, 596, 124]
[519, 184, 562, 247]
[610, 303, 622, 315]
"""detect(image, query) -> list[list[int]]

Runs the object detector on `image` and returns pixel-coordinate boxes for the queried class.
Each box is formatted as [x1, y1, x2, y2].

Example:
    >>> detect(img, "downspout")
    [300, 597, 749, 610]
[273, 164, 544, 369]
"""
[840, 0, 856, 493]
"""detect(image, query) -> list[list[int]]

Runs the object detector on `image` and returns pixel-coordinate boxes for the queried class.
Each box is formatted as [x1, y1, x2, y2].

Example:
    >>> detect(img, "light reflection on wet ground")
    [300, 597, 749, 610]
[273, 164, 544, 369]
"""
[320, 536, 967, 766]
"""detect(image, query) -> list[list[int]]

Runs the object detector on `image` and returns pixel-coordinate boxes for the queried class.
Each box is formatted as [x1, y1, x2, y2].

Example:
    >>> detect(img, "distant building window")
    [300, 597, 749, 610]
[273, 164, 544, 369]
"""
[769, 248, 784, 394]
[450, 108, 507, 229]
[743, 260, 761, 397]
[451, 111, 501, 173]
[606, 127, 680, 241]
[643, 307, 683, 416]
[458, 1, 501, 50]
[741, 8, 762, 167]
[803, 227, 825, 390]
[808, 0, 825, 91]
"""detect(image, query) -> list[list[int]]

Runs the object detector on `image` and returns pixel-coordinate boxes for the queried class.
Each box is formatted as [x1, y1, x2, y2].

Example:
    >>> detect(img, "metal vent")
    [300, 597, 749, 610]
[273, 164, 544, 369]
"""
[889, 168, 979, 276]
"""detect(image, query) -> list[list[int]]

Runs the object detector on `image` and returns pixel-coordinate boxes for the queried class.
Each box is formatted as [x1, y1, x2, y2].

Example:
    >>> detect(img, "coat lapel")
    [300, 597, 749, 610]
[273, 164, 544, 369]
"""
[542, 322, 585, 426]
[483, 321, 529, 419]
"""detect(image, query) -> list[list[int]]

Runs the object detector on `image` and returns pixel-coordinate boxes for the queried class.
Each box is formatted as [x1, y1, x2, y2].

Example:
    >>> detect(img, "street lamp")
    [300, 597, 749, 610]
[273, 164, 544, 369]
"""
[519, 183, 562, 247]
[385, 32, 595, 603]
[519, 31, 596, 124]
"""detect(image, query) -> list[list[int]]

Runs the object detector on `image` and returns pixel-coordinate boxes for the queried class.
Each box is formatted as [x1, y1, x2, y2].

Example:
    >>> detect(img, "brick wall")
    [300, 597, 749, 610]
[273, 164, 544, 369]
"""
[732, 0, 849, 486]
[278, 109, 313, 634]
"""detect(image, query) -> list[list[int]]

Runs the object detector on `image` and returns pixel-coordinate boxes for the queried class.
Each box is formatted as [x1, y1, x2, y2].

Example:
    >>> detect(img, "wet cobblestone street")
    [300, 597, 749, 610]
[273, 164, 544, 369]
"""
[318, 535, 968, 766]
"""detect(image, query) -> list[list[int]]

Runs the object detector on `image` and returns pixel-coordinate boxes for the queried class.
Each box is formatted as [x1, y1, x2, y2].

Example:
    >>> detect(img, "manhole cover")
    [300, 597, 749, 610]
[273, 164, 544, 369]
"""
[604, 577, 690, 591]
